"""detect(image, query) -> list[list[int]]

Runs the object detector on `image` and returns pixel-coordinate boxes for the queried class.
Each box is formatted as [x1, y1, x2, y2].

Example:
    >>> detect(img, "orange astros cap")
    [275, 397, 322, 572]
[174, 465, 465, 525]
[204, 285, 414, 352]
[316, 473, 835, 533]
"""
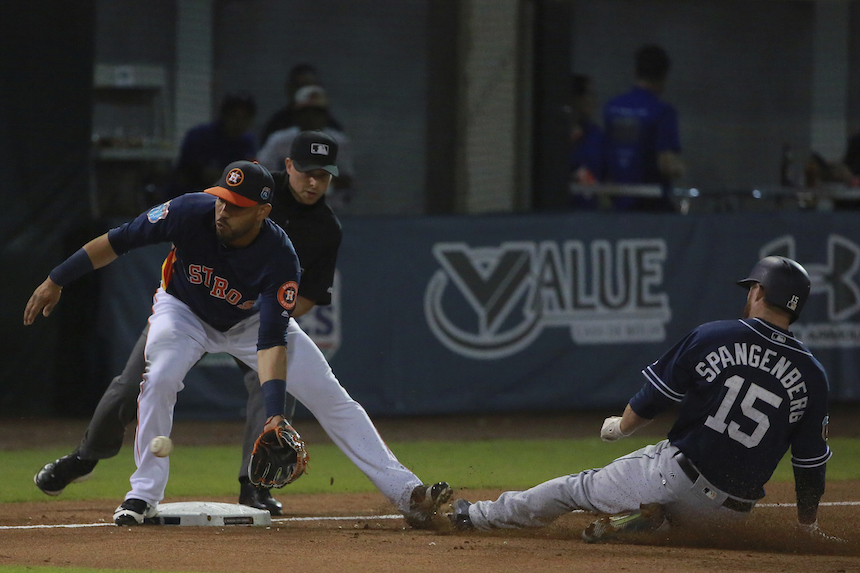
[205, 160, 275, 207]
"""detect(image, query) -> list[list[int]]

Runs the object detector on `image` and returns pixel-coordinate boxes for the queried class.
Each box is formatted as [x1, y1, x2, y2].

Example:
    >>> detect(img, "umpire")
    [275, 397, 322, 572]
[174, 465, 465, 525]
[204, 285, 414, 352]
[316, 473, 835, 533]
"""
[34, 131, 342, 515]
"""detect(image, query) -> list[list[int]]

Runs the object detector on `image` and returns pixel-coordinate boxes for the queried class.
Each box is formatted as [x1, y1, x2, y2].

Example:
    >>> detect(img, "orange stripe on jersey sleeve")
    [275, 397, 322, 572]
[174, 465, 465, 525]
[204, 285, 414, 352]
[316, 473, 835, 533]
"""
[161, 248, 177, 289]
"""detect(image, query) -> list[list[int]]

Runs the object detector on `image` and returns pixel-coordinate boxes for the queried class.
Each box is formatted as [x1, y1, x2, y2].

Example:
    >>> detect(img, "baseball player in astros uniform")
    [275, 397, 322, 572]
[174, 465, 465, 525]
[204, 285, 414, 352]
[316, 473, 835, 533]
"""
[26, 160, 301, 523]
[450, 256, 834, 542]
[27, 133, 452, 528]
[33, 131, 344, 515]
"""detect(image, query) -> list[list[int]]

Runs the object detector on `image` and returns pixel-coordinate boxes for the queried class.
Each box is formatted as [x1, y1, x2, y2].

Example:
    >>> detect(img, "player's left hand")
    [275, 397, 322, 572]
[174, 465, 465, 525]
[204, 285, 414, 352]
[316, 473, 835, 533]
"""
[248, 419, 309, 488]
[23, 278, 63, 325]
[600, 416, 630, 442]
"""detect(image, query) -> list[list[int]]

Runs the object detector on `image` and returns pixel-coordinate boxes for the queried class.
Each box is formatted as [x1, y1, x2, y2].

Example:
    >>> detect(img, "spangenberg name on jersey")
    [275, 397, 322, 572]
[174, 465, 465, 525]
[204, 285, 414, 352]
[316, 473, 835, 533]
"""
[695, 343, 808, 423]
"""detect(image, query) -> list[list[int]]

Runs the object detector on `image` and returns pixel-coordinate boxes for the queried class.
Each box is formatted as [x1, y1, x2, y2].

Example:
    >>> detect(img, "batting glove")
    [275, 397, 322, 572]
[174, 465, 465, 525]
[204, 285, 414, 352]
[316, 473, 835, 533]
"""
[600, 416, 631, 442]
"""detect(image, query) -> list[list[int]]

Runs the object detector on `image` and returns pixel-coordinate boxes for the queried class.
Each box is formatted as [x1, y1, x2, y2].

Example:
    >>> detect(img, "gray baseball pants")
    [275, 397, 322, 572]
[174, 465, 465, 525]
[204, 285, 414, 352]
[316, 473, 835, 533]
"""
[468, 439, 754, 530]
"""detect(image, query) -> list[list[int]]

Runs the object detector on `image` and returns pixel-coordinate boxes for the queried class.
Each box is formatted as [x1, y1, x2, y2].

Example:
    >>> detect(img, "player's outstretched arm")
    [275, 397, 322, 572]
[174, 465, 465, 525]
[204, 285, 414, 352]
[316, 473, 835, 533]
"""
[23, 233, 118, 325]
[792, 464, 843, 542]
[794, 464, 825, 526]
[257, 346, 287, 387]
[601, 404, 652, 442]
[249, 343, 309, 487]
[257, 345, 288, 432]
[23, 277, 63, 325]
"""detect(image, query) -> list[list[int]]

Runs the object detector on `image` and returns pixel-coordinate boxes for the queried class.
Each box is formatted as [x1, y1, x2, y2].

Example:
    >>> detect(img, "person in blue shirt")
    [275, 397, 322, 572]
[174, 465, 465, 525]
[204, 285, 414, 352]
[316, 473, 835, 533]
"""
[170, 93, 258, 198]
[602, 44, 685, 212]
[568, 74, 605, 210]
[450, 257, 836, 544]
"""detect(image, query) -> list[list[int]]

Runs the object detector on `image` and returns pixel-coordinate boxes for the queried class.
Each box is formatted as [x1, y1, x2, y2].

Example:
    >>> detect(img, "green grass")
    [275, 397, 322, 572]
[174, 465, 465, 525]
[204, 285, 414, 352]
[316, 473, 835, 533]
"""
[3, 437, 860, 504]
[3, 438, 859, 573]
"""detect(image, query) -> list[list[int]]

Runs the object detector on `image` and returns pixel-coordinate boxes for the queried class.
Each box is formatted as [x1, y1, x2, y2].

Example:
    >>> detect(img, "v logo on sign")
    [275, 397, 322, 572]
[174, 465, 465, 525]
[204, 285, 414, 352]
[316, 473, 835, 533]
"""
[432, 243, 537, 334]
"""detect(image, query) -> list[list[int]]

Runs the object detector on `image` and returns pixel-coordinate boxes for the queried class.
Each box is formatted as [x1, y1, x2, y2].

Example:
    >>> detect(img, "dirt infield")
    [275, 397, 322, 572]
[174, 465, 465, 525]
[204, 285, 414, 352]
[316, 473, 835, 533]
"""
[1, 485, 859, 573]
[2, 411, 859, 572]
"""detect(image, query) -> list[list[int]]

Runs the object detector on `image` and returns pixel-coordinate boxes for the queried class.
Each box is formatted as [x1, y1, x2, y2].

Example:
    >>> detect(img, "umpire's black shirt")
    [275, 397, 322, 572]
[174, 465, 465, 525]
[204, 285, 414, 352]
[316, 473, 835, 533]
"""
[270, 170, 342, 305]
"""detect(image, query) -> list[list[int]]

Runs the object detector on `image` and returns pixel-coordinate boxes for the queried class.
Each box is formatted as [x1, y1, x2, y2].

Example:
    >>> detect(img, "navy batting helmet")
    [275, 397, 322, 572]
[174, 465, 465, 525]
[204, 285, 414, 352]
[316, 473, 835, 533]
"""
[737, 256, 811, 323]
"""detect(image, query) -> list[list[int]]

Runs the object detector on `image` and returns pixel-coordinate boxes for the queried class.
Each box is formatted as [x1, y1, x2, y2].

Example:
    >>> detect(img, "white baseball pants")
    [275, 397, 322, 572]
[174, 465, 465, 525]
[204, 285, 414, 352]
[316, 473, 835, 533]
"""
[128, 288, 422, 510]
[468, 439, 752, 530]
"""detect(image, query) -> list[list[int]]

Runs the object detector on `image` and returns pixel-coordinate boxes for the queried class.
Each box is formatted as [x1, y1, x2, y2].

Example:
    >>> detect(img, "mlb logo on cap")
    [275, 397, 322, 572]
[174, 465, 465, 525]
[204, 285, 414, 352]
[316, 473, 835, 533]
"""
[290, 130, 339, 177]
[310, 143, 330, 156]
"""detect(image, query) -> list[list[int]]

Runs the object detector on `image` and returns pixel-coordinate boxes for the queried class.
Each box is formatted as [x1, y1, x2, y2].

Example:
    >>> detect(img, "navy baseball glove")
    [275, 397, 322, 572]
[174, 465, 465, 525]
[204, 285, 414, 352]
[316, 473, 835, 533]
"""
[248, 420, 309, 488]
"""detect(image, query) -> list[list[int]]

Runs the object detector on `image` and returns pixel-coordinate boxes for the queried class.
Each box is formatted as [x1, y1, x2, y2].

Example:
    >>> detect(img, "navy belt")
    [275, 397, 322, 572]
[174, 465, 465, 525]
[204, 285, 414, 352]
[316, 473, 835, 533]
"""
[674, 452, 754, 513]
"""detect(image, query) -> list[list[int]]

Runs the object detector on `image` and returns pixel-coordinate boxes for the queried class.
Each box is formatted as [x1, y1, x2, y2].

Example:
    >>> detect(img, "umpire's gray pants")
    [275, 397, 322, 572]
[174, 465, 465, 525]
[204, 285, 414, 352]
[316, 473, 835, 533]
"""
[75, 324, 297, 479]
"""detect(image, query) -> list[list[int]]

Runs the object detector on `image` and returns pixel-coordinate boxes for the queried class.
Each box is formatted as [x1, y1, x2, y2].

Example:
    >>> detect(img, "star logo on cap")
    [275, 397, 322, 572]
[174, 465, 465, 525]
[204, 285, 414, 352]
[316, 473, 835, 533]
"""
[226, 168, 244, 186]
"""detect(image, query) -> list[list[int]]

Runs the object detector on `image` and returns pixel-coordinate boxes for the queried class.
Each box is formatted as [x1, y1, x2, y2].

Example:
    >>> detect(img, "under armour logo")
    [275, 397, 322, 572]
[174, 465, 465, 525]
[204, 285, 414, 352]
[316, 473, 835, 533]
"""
[761, 234, 860, 321]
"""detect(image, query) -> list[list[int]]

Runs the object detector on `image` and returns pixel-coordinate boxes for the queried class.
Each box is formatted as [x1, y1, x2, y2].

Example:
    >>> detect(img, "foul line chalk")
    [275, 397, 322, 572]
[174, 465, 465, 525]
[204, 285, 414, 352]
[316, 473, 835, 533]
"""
[0, 514, 405, 531]
[2, 502, 858, 531]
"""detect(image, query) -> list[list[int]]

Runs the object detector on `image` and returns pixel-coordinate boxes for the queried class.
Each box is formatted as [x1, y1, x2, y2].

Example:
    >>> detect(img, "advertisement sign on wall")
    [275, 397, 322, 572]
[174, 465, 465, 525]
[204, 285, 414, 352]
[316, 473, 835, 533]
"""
[98, 212, 860, 419]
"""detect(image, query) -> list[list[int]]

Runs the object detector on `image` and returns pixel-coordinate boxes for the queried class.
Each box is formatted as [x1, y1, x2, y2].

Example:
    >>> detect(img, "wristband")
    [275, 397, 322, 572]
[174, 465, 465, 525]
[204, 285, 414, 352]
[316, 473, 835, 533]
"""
[49, 248, 94, 287]
[261, 378, 287, 419]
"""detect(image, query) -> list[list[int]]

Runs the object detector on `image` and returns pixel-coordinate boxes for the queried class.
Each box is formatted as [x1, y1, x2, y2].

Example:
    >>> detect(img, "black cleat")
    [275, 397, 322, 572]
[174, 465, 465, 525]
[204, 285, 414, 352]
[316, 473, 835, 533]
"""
[34, 453, 98, 496]
[448, 498, 474, 531]
[239, 479, 283, 515]
[113, 498, 157, 526]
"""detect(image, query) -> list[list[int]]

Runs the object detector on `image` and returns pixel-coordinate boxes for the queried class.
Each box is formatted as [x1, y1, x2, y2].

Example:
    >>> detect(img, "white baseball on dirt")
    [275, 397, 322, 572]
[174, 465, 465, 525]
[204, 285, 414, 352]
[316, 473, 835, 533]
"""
[149, 435, 173, 457]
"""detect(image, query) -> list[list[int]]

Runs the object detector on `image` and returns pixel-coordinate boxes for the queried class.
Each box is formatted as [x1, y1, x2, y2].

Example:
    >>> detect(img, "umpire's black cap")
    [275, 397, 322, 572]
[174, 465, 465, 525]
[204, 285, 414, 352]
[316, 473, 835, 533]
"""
[737, 256, 811, 323]
[290, 130, 339, 177]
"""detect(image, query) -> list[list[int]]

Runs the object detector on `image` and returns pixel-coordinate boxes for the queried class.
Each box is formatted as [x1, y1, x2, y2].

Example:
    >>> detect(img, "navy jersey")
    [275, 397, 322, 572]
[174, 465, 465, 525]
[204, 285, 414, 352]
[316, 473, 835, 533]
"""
[107, 193, 301, 350]
[630, 318, 831, 500]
